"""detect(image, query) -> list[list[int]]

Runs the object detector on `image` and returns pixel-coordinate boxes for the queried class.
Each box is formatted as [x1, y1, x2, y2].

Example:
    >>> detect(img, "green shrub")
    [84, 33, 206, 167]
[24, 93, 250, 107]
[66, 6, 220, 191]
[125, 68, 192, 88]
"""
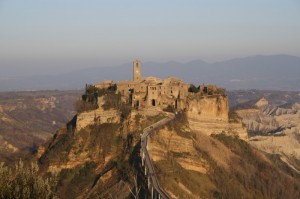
[89, 123, 120, 156]
[76, 85, 111, 113]
[188, 84, 199, 93]
[114, 135, 123, 145]
[0, 160, 56, 199]
[75, 100, 98, 113]
[57, 162, 97, 198]
[102, 92, 121, 110]
[209, 133, 300, 199]
[39, 130, 73, 165]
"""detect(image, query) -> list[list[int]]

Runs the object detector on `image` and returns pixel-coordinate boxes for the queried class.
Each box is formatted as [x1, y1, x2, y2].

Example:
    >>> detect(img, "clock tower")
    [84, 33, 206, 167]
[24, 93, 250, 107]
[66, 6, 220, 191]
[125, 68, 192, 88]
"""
[133, 60, 141, 82]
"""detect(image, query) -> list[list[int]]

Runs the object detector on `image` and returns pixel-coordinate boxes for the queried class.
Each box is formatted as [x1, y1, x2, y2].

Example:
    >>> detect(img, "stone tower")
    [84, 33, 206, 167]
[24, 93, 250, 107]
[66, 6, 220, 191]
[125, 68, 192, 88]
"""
[133, 60, 141, 82]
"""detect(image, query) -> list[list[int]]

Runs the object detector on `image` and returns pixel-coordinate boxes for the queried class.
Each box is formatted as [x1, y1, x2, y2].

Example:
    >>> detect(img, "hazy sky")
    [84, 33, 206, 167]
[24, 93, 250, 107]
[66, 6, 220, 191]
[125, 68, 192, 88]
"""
[0, 0, 300, 75]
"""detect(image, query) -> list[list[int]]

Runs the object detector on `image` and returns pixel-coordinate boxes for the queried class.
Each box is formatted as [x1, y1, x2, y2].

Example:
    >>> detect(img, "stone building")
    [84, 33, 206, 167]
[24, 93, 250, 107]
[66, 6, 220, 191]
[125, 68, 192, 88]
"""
[95, 60, 222, 111]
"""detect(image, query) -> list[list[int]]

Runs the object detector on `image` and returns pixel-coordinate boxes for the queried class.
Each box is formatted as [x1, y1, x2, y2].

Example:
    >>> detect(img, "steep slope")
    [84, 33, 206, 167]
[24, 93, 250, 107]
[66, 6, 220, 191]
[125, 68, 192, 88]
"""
[38, 91, 169, 198]
[149, 115, 300, 199]
[34, 89, 300, 198]
[187, 94, 248, 140]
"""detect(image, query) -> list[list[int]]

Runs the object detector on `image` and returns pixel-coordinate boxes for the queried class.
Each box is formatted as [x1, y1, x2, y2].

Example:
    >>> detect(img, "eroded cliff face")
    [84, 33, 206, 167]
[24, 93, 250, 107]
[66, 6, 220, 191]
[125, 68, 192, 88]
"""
[236, 109, 279, 133]
[38, 109, 130, 198]
[187, 95, 228, 122]
[76, 96, 121, 131]
[237, 102, 300, 135]
[149, 115, 300, 199]
[236, 99, 300, 170]
[186, 95, 248, 139]
[149, 127, 209, 174]
[76, 109, 120, 131]
[38, 103, 171, 198]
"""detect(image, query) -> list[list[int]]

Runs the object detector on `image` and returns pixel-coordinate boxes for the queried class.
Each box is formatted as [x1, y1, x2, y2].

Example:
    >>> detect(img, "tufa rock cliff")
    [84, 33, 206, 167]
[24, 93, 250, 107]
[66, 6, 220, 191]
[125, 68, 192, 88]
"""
[186, 94, 248, 140]
[187, 95, 228, 122]
[148, 113, 300, 199]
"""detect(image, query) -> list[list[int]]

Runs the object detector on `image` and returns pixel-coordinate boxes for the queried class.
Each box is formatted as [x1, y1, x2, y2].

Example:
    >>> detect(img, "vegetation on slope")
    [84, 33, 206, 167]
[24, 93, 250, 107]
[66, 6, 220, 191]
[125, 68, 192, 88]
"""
[56, 162, 97, 199]
[75, 84, 117, 112]
[0, 160, 56, 199]
[209, 133, 300, 199]
[228, 110, 242, 123]
[38, 102, 172, 198]
[75, 85, 102, 113]
[151, 113, 300, 199]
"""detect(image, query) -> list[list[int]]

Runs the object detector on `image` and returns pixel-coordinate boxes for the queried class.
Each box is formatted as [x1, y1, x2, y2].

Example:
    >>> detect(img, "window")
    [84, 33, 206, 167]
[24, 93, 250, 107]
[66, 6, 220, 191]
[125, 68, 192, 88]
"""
[152, 99, 156, 106]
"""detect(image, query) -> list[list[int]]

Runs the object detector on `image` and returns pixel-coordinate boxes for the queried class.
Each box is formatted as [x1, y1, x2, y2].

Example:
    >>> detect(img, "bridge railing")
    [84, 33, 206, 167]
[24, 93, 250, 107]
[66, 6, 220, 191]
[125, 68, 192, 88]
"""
[141, 113, 175, 199]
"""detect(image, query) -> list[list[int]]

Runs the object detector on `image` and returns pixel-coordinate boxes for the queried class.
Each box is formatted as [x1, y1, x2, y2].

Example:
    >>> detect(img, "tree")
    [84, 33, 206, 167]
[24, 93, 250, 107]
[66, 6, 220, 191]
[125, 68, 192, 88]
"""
[188, 84, 199, 93]
[0, 160, 56, 199]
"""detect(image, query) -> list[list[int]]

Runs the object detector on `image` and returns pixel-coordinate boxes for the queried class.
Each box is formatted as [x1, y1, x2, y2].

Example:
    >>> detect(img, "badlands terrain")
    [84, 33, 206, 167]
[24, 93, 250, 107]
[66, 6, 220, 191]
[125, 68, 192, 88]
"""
[0, 90, 81, 162]
[230, 90, 300, 173]
[0, 89, 300, 198]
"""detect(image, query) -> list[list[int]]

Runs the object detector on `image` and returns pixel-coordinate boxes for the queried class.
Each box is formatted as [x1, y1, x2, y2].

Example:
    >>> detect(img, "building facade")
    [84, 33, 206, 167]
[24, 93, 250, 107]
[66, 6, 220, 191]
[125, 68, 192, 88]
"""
[95, 60, 221, 111]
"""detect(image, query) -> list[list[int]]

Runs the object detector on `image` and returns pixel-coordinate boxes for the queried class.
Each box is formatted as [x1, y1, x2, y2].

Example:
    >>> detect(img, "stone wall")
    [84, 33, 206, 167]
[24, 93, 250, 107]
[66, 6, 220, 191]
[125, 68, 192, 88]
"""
[76, 109, 120, 131]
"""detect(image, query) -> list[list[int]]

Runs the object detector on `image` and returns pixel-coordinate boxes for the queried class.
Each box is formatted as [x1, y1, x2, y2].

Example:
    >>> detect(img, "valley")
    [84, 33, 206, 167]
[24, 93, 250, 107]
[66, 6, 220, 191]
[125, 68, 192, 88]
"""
[1, 88, 300, 198]
[0, 90, 81, 162]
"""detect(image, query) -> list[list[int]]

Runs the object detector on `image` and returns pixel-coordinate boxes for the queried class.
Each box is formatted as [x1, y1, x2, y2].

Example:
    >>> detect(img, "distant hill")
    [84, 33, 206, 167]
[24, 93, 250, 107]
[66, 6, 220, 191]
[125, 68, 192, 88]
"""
[0, 90, 80, 162]
[0, 54, 299, 91]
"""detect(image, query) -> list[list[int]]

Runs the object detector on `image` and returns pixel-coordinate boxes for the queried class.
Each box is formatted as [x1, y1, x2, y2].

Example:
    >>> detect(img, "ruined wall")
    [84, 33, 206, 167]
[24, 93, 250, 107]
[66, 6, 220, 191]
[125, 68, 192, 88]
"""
[76, 96, 120, 131]
[95, 80, 113, 89]
[133, 82, 147, 93]
[76, 109, 120, 131]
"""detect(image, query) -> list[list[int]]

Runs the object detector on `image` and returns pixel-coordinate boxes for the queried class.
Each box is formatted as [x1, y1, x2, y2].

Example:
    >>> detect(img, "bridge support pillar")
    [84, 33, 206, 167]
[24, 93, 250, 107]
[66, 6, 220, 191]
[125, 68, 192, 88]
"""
[142, 152, 145, 167]
[148, 175, 151, 188]
[151, 186, 154, 199]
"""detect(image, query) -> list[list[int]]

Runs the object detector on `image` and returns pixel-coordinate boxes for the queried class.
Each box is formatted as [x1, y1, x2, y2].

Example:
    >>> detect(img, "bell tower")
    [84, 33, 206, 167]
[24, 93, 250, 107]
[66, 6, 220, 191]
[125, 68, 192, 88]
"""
[133, 60, 141, 82]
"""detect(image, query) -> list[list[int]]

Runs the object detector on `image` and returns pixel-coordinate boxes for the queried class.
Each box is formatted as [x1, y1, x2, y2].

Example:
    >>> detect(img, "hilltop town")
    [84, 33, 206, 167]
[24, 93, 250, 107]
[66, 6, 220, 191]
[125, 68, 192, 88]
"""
[1, 61, 300, 198]
[74, 60, 234, 139]
[94, 60, 226, 111]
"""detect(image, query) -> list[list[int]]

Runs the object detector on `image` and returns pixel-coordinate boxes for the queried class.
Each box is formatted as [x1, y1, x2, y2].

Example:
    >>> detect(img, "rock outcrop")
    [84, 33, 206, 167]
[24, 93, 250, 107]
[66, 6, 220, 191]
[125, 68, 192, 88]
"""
[148, 113, 300, 199]
[186, 95, 248, 139]
[149, 128, 209, 174]
[76, 109, 120, 131]
[187, 95, 228, 122]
